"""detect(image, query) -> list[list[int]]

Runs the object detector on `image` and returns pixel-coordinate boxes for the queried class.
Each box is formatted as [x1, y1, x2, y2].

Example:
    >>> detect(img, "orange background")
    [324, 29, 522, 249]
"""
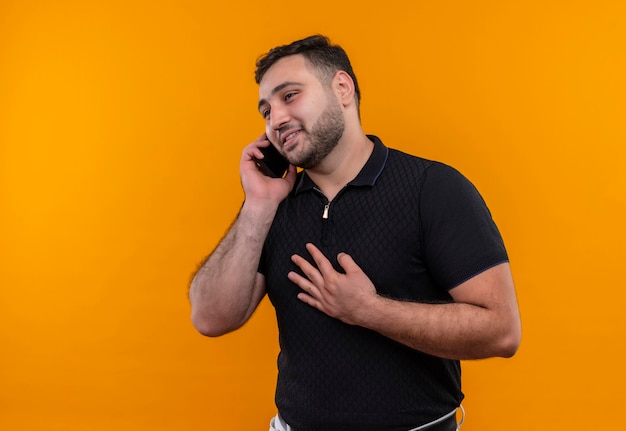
[1, 1, 625, 430]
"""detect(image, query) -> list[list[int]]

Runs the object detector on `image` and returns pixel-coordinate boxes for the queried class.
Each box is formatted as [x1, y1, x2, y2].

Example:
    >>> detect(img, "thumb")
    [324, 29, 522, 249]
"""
[284, 163, 298, 184]
[337, 252, 360, 273]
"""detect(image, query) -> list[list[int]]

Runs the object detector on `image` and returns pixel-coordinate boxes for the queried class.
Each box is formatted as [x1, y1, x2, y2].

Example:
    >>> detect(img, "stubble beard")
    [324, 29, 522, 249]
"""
[290, 98, 345, 170]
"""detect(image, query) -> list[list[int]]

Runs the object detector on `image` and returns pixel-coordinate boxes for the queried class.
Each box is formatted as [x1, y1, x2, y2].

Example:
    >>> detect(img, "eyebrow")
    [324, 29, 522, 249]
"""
[257, 81, 303, 112]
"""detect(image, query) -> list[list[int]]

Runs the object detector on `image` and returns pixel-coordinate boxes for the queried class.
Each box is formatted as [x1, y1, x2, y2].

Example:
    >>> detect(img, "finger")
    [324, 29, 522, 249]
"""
[253, 135, 273, 159]
[242, 140, 265, 161]
[291, 254, 324, 286]
[337, 252, 361, 274]
[297, 292, 322, 309]
[256, 134, 271, 147]
[288, 271, 320, 297]
[305, 243, 336, 277]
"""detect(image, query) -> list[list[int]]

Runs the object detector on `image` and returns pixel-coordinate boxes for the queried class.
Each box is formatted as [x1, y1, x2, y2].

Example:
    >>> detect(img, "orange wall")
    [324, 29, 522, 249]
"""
[1, 1, 625, 430]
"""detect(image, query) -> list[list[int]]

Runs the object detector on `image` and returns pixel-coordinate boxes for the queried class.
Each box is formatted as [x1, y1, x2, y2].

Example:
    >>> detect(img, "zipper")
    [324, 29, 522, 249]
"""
[322, 202, 330, 219]
[313, 187, 335, 246]
[314, 187, 332, 220]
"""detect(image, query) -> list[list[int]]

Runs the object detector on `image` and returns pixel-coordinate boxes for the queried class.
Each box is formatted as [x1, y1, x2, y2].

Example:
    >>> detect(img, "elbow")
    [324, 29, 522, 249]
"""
[191, 310, 240, 338]
[188, 285, 241, 338]
[495, 321, 522, 358]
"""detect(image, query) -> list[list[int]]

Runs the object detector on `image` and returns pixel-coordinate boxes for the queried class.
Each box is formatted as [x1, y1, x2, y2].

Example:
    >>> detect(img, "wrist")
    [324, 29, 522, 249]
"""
[240, 199, 279, 228]
[350, 292, 387, 329]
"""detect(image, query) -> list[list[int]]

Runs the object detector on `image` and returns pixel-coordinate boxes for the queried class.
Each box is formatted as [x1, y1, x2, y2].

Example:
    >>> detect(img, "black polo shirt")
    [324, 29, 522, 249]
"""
[259, 135, 508, 431]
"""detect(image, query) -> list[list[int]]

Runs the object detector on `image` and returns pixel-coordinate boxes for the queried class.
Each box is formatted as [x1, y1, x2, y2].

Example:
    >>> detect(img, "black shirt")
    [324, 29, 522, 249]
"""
[259, 135, 508, 431]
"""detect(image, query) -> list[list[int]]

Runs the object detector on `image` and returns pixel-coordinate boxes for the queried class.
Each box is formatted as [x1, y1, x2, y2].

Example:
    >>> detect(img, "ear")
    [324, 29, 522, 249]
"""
[332, 71, 356, 107]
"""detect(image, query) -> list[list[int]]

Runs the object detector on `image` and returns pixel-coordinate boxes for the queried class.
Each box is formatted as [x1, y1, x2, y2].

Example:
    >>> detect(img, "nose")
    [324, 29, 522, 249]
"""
[268, 103, 290, 132]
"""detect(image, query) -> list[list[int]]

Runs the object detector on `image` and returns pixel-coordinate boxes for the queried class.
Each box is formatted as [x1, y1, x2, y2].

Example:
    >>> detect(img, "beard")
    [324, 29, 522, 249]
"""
[288, 97, 345, 169]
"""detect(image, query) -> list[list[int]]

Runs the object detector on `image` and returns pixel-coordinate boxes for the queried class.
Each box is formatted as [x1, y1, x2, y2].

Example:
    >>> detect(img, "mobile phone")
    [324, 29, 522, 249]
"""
[254, 142, 289, 178]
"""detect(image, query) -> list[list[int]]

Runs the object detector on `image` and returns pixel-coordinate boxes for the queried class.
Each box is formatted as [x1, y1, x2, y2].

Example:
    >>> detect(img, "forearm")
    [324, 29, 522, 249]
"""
[356, 296, 519, 360]
[290, 246, 521, 360]
[189, 201, 276, 336]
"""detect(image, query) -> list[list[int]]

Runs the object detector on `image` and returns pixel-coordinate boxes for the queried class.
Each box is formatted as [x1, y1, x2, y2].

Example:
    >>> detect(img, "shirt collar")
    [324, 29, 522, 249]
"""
[294, 135, 389, 195]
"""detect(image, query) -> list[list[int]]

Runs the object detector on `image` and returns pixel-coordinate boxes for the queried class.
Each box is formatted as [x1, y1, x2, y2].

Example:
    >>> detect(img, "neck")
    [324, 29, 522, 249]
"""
[305, 126, 373, 201]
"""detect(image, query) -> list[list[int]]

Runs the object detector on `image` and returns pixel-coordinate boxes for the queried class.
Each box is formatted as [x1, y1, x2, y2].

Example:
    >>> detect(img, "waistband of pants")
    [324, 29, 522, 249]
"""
[270, 405, 464, 431]
[408, 406, 462, 431]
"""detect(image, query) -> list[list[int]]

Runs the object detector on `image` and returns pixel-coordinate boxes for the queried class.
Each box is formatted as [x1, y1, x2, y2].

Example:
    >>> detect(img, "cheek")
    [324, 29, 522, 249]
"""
[265, 125, 278, 143]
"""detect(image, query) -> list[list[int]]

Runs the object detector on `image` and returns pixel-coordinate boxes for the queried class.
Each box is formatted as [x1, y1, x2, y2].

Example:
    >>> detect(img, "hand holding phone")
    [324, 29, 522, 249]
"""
[254, 141, 289, 178]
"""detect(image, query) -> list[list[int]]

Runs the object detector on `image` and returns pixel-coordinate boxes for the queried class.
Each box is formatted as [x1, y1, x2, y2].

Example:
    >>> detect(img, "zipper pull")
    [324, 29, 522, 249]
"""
[322, 202, 330, 219]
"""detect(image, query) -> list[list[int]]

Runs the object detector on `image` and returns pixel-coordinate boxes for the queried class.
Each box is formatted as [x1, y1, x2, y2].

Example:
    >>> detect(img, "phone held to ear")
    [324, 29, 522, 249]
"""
[254, 142, 289, 178]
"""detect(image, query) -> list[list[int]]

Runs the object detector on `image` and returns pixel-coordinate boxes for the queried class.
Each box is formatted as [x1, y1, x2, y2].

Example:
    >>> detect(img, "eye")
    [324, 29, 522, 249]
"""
[284, 91, 297, 101]
[262, 108, 271, 119]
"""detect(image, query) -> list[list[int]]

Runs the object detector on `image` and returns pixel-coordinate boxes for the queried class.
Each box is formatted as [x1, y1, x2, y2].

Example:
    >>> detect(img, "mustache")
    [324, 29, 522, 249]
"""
[277, 124, 302, 140]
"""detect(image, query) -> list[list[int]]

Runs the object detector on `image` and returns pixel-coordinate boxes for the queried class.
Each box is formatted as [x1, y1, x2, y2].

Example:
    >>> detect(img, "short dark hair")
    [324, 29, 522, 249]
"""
[254, 34, 361, 107]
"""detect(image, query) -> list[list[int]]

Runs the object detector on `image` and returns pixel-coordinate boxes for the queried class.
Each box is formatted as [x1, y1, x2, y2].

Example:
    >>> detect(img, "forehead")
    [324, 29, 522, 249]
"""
[258, 54, 318, 99]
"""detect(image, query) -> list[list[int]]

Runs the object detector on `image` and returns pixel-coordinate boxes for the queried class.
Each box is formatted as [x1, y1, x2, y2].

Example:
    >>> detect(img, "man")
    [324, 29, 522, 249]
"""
[189, 35, 521, 431]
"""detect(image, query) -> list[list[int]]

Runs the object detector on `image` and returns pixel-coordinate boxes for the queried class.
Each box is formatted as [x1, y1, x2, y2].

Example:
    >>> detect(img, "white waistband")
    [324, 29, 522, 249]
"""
[269, 405, 464, 431]
[408, 405, 464, 430]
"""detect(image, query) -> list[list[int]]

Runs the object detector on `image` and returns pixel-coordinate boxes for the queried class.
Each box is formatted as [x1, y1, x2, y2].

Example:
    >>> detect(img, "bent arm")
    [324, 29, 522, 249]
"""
[189, 203, 273, 337]
[189, 134, 296, 337]
[291, 243, 521, 360]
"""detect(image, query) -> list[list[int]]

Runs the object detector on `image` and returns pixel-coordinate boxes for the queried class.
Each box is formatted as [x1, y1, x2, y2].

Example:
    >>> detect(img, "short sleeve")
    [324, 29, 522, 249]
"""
[419, 162, 508, 289]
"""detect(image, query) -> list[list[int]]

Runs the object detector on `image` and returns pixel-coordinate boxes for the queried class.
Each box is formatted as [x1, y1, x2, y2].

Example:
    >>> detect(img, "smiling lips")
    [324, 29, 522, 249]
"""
[281, 129, 301, 150]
